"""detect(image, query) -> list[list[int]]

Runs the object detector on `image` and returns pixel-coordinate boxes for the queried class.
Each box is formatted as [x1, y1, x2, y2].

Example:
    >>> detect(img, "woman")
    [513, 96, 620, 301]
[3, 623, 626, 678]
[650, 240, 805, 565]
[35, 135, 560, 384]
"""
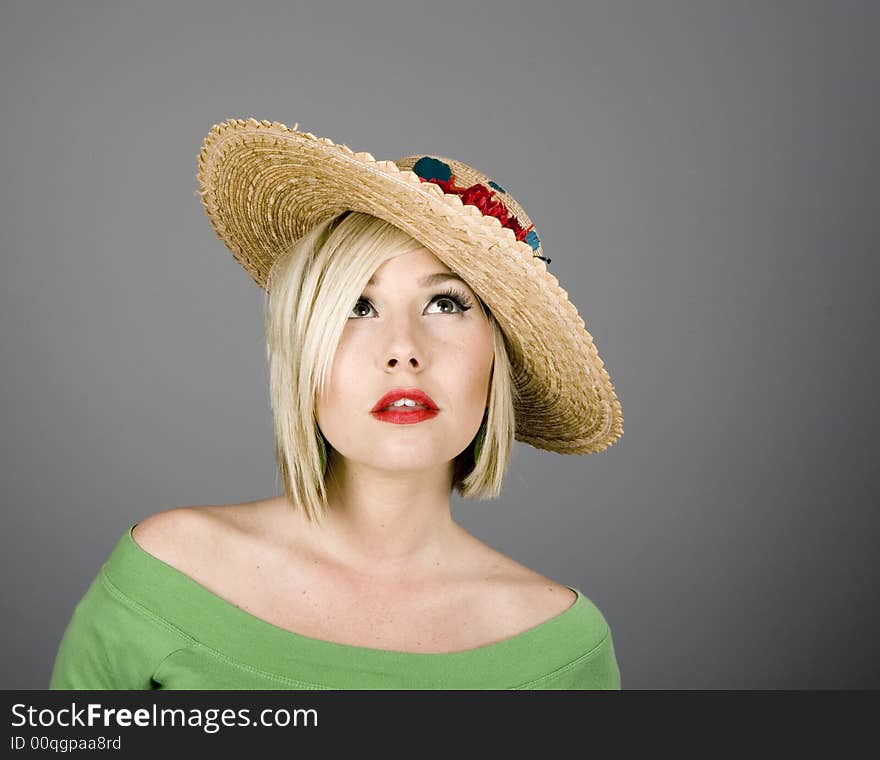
[49, 119, 624, 690]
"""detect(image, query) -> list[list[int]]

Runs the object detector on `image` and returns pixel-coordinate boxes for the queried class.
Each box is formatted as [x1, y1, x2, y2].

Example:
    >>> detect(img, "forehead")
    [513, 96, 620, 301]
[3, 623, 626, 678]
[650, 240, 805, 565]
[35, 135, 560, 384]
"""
[366, 246, 464, 288]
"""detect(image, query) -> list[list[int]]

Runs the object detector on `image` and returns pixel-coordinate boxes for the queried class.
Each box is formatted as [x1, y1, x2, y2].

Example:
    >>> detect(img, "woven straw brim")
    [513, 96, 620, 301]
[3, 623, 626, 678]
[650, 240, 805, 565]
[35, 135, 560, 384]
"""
[196, 118, 623, 454]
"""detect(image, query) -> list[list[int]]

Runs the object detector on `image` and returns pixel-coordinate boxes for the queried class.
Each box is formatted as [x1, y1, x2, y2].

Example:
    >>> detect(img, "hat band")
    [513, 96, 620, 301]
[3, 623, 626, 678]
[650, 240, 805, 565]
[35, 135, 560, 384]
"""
[411, 156, 551, 265]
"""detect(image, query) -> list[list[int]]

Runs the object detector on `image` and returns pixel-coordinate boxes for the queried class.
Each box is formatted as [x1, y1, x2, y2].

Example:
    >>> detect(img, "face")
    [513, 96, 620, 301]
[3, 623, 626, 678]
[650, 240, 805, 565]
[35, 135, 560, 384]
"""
[315, 246, 494, 477]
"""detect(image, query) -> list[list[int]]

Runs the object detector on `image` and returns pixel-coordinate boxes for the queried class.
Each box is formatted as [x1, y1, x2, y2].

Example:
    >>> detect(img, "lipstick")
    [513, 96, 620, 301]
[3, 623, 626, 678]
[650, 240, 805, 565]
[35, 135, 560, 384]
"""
[371, 387, 440, 425]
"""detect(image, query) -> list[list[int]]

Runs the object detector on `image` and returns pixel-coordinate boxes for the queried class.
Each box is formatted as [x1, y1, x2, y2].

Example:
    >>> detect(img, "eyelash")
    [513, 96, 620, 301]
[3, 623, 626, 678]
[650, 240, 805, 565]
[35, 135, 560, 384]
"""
[351, 287, 474, 319]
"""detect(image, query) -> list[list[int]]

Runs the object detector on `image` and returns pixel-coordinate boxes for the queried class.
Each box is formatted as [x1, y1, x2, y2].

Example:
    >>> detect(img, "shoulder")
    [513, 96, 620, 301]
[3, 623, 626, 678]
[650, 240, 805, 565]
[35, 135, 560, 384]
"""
[131, 501, 258, 575]
[455, 530, 579, 625]
[131, 506, 205, 565]
[496, 577, 580, 629]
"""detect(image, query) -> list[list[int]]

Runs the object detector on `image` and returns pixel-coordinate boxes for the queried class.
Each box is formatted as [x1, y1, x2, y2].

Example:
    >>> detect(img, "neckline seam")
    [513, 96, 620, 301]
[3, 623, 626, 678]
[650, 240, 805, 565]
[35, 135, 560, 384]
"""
[509, 627, 613, 689]
[165, 639, 531, 691]
[100, 565, 197, 647]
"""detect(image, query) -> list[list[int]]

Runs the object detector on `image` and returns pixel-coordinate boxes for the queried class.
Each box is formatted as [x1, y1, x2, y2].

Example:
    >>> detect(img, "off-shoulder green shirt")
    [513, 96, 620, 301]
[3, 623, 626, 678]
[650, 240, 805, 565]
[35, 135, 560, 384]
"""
[50, 523, 621, 690]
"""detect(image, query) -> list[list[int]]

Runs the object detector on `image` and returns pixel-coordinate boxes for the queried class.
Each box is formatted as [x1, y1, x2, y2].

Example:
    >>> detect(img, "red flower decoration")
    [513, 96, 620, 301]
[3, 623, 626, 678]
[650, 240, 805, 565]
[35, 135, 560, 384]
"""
[419, 175, 535, 244]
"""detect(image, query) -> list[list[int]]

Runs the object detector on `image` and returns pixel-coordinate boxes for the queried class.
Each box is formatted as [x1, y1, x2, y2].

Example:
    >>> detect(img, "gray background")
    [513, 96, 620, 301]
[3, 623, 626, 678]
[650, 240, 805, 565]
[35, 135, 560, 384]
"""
[2, 0, 877, 689]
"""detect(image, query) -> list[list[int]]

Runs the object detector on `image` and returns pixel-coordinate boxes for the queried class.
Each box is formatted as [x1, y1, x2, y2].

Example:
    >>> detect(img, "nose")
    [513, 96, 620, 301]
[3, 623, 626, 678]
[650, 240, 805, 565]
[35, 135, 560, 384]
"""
[381, 317, 425, 372]
[387, 355, 419, 369]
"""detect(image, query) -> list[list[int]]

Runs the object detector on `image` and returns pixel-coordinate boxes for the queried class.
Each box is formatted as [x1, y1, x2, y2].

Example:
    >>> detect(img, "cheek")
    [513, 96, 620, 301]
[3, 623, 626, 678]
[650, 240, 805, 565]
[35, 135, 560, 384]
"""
[322, 347, 363, 407]
[447, 333, 494, 394]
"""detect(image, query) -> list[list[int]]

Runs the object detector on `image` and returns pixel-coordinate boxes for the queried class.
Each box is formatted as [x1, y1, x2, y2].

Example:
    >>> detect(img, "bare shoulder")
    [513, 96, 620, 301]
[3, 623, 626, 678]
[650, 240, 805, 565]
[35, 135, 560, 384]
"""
[131, 501, 260, 574]
[496, 572, 580, 627]
[458, 530, 579, 624]
[131, 506, 208, 570]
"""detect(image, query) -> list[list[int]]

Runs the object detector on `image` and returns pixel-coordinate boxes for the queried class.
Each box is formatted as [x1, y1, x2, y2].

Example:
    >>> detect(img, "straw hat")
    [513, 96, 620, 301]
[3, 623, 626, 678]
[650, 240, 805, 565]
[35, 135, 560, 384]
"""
[196, 117, 623, 455]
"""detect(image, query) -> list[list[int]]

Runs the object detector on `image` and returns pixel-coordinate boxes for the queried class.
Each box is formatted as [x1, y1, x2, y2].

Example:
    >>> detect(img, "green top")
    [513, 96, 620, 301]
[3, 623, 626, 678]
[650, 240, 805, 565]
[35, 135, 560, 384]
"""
[50, 523, 621, 690]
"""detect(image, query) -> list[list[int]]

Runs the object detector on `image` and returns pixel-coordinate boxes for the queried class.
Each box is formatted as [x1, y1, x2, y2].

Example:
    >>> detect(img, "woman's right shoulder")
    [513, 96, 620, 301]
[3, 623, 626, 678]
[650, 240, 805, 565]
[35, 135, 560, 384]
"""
[130, 505, 220, 572]
[130, 500, 272, 575]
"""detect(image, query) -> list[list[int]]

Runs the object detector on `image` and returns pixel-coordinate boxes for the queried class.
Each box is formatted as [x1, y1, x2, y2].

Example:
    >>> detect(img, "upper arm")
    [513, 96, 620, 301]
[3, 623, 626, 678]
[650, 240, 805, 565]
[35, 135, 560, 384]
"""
[49, 551, 193, 690]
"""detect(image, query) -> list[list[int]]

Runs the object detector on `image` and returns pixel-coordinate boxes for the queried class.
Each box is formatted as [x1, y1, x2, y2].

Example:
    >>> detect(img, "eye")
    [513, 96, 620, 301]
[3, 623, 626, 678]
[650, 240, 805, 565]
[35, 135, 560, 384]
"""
[427, 287, 474, 315]
[349, 288, 474, 319]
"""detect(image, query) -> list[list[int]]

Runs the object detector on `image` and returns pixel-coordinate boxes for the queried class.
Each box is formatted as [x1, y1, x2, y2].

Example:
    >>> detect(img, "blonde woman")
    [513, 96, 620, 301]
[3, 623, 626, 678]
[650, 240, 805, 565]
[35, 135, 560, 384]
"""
[49, 120, 623, 690]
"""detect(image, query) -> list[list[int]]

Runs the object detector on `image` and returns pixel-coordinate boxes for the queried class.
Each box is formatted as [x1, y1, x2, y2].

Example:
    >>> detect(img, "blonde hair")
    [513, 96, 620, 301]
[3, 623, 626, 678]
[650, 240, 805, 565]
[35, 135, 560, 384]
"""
[264, 211, 519, 524]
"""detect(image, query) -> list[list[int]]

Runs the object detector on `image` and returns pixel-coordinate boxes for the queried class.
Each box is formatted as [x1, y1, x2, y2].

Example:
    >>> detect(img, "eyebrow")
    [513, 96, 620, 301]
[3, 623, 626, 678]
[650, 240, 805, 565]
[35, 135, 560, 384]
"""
[366, 272, 470, 288]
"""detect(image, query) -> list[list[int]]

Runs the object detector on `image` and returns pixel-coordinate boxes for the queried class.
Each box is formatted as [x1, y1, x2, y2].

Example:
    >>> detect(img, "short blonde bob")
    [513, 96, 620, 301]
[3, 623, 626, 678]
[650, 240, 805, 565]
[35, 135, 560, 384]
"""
[264, 211, 520, 524]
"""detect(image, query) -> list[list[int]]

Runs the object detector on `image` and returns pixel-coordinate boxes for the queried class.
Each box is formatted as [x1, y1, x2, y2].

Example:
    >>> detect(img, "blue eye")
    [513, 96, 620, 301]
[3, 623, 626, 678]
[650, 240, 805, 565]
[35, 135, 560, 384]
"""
[350, 288, 473, 319]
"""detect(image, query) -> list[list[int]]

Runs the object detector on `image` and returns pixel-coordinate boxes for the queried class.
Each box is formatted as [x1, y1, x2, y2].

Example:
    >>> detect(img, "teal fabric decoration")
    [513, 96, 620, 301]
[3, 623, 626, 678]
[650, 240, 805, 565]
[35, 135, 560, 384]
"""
[525, 229, 541, 251]
[412, 156, 452, 182]
[487, 180, 507, 193]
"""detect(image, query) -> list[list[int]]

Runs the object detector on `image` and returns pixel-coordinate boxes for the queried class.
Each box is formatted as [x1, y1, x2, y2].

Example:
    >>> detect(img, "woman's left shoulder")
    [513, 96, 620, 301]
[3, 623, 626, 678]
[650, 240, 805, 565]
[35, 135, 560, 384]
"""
[460, 534, 579, 622]
[503, 572, 580, 622]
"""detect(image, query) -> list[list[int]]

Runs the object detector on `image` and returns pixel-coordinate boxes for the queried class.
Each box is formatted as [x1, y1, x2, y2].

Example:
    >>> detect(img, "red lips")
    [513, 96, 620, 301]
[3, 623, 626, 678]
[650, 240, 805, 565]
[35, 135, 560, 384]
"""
[371, 387, 439, 413]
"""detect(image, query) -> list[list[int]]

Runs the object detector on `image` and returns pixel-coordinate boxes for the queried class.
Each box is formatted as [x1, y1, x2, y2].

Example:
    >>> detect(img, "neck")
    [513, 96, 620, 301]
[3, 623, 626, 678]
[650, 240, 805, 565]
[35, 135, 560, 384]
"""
[295, 456, 462, 578]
